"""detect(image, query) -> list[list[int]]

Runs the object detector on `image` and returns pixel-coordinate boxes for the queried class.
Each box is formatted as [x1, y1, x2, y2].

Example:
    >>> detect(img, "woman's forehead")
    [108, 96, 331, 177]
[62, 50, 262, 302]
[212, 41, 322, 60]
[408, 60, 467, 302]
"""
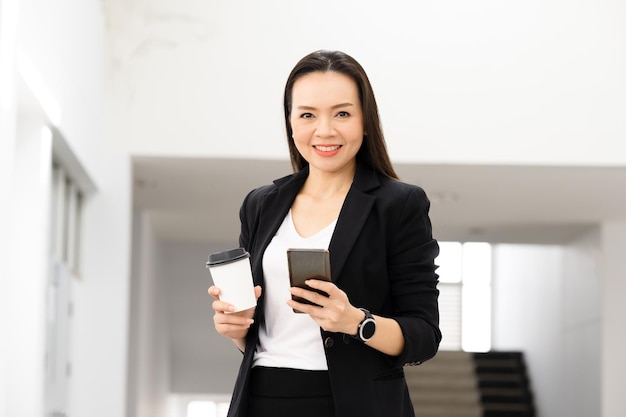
[291, 71, 359, 108]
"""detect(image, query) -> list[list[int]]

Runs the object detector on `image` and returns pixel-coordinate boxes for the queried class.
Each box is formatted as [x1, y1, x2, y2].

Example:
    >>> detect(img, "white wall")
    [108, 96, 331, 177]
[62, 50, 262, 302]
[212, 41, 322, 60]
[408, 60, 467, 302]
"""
[492, 244, 566, 417]
[1, 1, 132, 417]
[106, 0, 626, 166]
[3, 111, 52, 417]
[159, 241, 243, 394]
[0, 0, 18, 410]
[600, 222, 626, 417]
[561, 231, 601, 417]
[128, 211, 170, 417]
[492, 231, 602, 417]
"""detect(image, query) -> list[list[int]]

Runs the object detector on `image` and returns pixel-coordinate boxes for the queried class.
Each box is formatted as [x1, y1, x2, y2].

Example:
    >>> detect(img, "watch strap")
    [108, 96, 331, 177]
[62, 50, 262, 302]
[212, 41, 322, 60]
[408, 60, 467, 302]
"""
[353, 308, 376, 342]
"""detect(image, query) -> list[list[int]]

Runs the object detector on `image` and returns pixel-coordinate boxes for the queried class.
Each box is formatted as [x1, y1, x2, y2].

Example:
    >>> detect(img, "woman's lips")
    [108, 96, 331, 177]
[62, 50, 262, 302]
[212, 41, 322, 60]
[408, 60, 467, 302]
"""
[313, 145, 342, 157]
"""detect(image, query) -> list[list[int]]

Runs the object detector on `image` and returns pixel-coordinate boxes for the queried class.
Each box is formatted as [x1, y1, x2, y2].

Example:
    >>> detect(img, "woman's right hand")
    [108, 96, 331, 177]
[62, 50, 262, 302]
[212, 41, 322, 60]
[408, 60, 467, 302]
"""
[209, 285, 262, 351]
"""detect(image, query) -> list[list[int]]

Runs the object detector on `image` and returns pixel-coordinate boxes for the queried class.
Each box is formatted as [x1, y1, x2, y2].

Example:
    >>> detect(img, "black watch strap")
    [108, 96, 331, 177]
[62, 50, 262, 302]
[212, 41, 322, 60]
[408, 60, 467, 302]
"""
[353, 308, 376, 342]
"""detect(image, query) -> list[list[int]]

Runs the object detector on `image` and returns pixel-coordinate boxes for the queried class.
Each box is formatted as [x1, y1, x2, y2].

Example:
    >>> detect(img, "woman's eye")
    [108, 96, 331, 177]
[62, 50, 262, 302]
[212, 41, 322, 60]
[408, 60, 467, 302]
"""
[336, 111, 350, 118]
[300, 113, 314, 119]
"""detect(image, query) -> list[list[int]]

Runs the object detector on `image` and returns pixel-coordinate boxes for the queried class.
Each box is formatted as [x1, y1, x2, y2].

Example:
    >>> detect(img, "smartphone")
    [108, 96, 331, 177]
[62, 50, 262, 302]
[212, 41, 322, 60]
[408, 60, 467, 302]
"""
[287, 248, 332, 312]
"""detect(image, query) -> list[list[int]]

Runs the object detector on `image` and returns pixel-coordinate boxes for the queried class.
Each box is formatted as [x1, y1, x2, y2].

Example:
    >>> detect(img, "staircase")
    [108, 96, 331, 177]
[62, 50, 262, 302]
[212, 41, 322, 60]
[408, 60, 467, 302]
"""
[405, 351, 535, 417]
[406, 351, 481, 417]
[474, 351, 535, 417]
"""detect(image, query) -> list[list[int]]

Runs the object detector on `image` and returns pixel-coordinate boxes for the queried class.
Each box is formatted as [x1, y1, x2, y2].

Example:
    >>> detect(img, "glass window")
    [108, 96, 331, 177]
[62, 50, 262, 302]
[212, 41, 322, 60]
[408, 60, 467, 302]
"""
[437, 241, 463, 283]
[461, 242, 491, 352]
[436, 241, 492, 352]
[46, 145, 85, 416]
[187, 400, 229, 417]
[50, 161, 82, 276]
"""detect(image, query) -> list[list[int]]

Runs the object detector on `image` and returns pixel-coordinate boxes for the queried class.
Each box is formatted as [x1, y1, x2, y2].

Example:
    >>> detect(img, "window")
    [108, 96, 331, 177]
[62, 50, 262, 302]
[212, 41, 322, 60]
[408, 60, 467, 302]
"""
[187, 400, 230, 417]
[45, 125, 88, 417]
[50, 161, 83, 276]
[437, 241, 492, 352]
[169, 394, 231, 417]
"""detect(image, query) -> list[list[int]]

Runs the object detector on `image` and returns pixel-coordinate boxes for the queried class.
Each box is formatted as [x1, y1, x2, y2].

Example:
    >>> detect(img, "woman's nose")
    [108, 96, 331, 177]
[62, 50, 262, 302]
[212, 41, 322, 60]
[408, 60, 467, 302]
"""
[315, 117, 336, 137]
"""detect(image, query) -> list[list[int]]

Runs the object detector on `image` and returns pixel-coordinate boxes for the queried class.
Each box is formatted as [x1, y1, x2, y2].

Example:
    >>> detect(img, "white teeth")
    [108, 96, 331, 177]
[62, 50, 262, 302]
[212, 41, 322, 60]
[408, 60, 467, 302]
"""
[315, 145, 340, 152]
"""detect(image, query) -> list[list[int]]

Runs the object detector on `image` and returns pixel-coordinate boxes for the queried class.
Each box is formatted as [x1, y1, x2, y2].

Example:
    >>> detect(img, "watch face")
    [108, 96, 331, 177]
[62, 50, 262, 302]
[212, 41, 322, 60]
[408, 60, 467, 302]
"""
[361, 319, 376, 340]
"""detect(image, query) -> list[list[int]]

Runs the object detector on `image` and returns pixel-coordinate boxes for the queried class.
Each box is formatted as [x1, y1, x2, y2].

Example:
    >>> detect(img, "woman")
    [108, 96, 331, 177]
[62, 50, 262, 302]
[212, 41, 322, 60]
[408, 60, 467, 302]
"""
[209, 50, 441, 417]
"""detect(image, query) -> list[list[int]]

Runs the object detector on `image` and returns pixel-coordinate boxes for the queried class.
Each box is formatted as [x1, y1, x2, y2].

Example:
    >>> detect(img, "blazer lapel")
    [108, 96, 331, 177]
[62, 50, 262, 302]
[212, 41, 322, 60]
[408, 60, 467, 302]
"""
[253, 168, 308, 273]
[329, 164, 380, 283]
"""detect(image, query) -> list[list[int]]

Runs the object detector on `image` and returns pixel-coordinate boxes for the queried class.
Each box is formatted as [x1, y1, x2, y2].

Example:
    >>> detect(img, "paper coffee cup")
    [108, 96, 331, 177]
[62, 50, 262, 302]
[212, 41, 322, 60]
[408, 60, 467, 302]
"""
[206, 248, 256, 313]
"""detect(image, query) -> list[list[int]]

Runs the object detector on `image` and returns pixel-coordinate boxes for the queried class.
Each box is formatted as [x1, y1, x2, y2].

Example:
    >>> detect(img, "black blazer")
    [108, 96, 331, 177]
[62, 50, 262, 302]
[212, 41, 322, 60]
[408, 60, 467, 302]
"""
[228, 163, 441, 417]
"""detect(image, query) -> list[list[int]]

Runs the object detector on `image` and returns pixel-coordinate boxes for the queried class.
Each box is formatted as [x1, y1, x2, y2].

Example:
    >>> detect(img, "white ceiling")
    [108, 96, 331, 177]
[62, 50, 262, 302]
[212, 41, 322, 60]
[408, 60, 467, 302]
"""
[114, 0, 626, 247]
[132, 156, 626, 245]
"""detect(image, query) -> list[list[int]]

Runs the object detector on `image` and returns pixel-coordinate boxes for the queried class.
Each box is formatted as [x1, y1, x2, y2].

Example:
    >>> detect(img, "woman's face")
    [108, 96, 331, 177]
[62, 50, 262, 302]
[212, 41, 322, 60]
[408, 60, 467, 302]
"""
[289, 71, 364, 177]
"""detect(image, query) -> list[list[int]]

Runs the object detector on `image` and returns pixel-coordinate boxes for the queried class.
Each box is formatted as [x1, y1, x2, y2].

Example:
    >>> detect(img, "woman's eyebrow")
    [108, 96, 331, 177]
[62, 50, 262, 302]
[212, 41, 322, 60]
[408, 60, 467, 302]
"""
[295, 102, 355, 110]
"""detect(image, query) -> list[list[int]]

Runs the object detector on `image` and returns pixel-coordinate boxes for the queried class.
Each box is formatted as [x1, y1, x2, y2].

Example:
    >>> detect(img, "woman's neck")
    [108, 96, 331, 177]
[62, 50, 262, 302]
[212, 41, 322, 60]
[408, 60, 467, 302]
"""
[302, 164, 355, 200]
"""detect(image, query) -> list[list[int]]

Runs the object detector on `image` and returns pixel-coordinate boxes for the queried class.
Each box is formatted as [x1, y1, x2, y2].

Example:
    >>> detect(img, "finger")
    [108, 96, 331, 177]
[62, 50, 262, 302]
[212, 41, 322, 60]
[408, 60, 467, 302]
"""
[290, 286, 319, 304]
[290, 286, 330, 308]
[286, 298, 318, 316]
[214, 321, 254, 338]
[304, 279, 336, 295]
[212, 299, 235, 313]
[289, 289, 331, 314]
[254, 285, 263, 300]
[208, 286, 221, 300]
[214, 312, 254, 327]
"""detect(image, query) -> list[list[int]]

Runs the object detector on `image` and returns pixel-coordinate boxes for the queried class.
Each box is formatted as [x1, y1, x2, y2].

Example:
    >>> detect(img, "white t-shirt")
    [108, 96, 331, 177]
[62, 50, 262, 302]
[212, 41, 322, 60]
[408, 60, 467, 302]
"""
[252, 210, 337, 370]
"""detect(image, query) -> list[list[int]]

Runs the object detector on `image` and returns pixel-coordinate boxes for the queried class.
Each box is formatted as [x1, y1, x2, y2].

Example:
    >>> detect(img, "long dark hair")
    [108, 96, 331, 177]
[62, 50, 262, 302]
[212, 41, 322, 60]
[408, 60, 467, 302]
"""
[283, 50, 398, 179]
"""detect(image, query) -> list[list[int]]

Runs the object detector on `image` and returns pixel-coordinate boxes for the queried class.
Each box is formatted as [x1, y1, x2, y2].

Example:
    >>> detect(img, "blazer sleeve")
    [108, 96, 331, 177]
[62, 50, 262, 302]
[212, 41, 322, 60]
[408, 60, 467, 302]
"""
[386, 186, 441, 367]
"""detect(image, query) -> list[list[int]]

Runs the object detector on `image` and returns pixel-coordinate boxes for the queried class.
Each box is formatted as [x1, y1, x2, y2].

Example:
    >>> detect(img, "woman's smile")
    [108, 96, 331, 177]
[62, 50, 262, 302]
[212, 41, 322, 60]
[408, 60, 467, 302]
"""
[313, 144, 342, 156]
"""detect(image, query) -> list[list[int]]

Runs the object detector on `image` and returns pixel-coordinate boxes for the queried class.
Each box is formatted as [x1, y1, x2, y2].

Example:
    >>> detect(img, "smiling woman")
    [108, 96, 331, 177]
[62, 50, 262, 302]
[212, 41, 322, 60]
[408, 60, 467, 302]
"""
[208, 50, 441, 417]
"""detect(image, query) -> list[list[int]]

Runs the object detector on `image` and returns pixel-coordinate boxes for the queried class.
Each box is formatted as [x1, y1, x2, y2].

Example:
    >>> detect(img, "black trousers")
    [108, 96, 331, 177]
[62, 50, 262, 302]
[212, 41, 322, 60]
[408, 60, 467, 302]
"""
[246, 366, 335, 417]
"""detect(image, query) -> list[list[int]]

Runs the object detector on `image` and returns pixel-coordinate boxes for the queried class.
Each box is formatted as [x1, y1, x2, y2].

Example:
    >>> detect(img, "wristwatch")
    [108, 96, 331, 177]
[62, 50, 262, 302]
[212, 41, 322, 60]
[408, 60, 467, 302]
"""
[353, 308, 376, 342]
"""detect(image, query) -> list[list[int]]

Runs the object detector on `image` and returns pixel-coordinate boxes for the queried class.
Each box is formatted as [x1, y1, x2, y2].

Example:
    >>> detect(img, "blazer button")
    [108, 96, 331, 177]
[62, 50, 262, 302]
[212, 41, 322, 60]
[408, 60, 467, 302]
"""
[324, 336, 334, 349]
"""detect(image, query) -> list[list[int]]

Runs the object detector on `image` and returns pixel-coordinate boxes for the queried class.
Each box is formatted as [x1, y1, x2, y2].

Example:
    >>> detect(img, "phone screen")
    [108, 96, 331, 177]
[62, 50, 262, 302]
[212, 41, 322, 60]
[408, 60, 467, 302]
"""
[287, 249, 331, 312]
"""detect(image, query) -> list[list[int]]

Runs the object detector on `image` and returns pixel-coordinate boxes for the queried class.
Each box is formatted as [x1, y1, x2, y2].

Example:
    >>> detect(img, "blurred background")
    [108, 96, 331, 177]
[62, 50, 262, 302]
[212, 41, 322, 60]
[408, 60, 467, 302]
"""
[1, 0, 625, 416]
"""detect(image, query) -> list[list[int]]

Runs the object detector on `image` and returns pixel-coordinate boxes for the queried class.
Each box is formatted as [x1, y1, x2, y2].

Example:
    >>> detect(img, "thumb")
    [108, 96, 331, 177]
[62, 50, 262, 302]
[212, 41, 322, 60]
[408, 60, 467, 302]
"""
[254, 285, 263, 300]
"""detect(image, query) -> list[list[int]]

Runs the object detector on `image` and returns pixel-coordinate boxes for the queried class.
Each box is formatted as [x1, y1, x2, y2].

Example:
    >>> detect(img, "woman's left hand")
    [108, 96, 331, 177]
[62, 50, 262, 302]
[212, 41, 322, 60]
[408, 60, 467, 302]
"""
[288, 279, 364, 335]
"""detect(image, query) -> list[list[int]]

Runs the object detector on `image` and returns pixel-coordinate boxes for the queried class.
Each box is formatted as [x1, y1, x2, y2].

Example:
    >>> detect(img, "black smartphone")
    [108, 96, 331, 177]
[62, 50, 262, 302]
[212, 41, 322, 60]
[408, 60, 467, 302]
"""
[287, 248, 332, 313]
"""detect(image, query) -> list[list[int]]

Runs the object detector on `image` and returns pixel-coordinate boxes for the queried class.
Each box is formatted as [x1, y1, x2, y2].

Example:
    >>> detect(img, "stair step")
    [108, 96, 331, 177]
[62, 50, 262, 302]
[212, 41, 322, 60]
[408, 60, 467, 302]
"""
[477, 374, 530, 390]
[474, 352, 523, 360]
[416, 362, 476, 373]
[412, 404, 482, 417]
[408, 351, 535, 417]
[475, 358, 522, 367]
[482, 394, 533, 404]
[407, 377, 477, 390]
[411, 389, 480, 405]
[483, 402, 535, 417]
